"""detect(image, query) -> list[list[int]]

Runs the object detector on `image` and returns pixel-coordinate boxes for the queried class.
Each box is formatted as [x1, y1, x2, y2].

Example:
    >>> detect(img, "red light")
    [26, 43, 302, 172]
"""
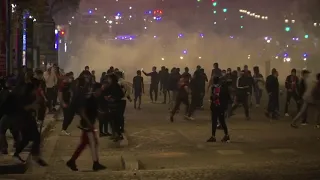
[60, 31, 65, 35]
[153, 10, 156, 14]
[159, 10, 163, 14]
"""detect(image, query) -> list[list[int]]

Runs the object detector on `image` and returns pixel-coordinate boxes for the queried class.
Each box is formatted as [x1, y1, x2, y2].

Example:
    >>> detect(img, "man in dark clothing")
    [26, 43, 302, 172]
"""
[211, 63, 222, 78]
[0, 79, 20, 154]
[207, 77, 230, 143]
[133, 70, 144, 109]
[59, 73, 74, 135]
[159, 66, 166, 96]
[199, 68, 208, 108]
[142, 66, 159, 102]
[265, 69, 280, 119]
[170, 77, 190, 122]
[284, 69, 300, 116]
[161, 68, 170, 104]
[182, 67, 192, 84]
[230, 71, 250, 120]
[168, 68, 180, 110]
[13, 79, 47, 166]
[66, 83, 106, 171]
[104, 74, 125, 141]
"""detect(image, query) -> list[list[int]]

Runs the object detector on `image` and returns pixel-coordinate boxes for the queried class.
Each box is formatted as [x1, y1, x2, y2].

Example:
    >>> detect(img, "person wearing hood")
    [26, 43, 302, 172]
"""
[104, 74, 125, 141]
[207, 76, 230, 143]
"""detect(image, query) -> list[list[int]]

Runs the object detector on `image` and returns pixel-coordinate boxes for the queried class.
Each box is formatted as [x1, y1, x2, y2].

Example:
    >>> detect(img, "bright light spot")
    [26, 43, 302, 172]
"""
[183, 50, 187, 54]
[89, 10, 92, 14]
[198, 57, 202, 59]
[180, 56, 184, 60]
[115, 16, 120, 20]
[103, 16, 106, 19]
[275, 56, 279, 59]
[94, 21, 98, 23]
[129, 15, 132, 18]
[291, 20, 295, 23]
[154, 35, 157, 38]
[285, 19, 289, 23]
[144, 27, 147, 29]
[108, 20, 113, 24]
[29, 15, 33, 19]
[129, 6, 132, 9]
[161, 58, 164, 61]
[214, 21, 217, 24]
[33, 19, 37, 22]
[303, 58, 307, 61]
[314, 23, 317, 27]
[72, 16, 74, 19]
[95, 8, 98, 10]
[267, 40, 271, 43]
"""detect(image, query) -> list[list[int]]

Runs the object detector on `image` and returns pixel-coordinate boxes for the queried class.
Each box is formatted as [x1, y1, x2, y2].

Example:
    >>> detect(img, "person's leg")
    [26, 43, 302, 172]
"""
[149, 85, 154, 102]
[62, 107, 73, 132]
[154, 85, 158, 102]
[207, 108, 218, 142]
[138, 95, 142, 109]
[292, 102, 308, 126]
[242, 95, 250, 119]
[284, 92, 292, 115]
[119, 100, 126, 133]
[67, 131, 89, 171]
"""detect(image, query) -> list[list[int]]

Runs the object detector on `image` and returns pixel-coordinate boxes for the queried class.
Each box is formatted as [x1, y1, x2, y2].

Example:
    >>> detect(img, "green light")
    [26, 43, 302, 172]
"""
[212, 2, 217, 6]
[197, 0, 201, 2]
[240, 16, 243, 18]
[304, 34, 309, 38]
[240, 26, 244, 28]
[285, 27, 291, 32]
[213, 10, 217, 14]
[223, 8, 227, 12]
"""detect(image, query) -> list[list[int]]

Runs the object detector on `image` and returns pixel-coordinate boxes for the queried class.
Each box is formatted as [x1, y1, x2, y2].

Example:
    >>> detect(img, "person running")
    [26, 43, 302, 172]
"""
[169, 77, 190, 122]
[66, 83, 106, 171]
[207, 77, 230, 143]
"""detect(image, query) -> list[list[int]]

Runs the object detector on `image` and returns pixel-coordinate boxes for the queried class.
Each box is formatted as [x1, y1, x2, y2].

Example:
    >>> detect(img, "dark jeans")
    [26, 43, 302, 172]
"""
[231, 94, 249, 117]
[171, 97, 189, 116]
[284, 91, 301, 114]
[189, 93, 200, 116]
[267, 92, 279, 116]
[62, 106, 75, 131]
[46, 87, 56, 111]
[162, 88, 169, 103]
[37, 103, 46, 121]
[254, 89, 263, 105]
[108, 108, 122, 136]
[119, 100, 126, 133]
[98, 111, 109, 134]
[150, 84, 158, 102]
[211, 105, 228, 136]
[0, 115, 20, 151]
[15, 114, 40, 156]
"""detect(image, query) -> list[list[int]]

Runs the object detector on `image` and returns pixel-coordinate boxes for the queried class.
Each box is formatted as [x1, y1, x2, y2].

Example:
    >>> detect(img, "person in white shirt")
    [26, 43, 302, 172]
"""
[44, 67, 57, 112]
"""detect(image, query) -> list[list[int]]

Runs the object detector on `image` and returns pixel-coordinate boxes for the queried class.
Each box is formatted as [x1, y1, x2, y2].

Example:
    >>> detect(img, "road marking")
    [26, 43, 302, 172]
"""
[217, 150, 244, 155]
[270, 149, 296, 154]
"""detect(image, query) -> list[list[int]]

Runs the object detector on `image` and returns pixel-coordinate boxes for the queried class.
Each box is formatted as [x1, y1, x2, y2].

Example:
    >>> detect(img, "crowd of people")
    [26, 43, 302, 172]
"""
[0, 62, 319, 171]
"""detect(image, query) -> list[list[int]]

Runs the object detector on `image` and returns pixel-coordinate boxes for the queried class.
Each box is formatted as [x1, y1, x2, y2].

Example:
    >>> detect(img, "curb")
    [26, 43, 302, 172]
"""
[0, 119, 56, 174]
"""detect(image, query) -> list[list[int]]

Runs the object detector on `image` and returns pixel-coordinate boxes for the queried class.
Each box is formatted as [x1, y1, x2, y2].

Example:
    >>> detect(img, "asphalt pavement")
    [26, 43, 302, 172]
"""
[2, 94, 320, 180]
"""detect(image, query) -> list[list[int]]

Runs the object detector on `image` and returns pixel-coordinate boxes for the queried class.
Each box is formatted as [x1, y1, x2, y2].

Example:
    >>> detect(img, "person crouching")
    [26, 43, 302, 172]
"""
[207, 77, 230, 143]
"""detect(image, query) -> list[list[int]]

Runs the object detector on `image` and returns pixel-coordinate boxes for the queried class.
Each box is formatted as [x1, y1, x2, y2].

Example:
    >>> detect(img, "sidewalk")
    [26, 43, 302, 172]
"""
[0, 114, 56, 174]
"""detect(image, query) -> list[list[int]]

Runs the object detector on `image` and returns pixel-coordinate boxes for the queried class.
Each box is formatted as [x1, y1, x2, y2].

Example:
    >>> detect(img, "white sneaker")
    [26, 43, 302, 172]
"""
[285, 113, 290, 117]
[61, 130, 71, 136]
[184, 115, 194, 120]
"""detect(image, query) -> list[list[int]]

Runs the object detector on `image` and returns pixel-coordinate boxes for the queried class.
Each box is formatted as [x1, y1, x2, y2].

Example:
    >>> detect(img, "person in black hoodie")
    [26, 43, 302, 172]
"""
[284, 68, 300, 116]
[142, 66, 159, 103]
[168, 68, 180, 110]
[265, 68, 280, 119]
[161, 68, 170, 104]
[104, 74, 125, 141]
[0, 78, 20, 154]
[207, 76, 230, 143]
[66, 83, 106, 171]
